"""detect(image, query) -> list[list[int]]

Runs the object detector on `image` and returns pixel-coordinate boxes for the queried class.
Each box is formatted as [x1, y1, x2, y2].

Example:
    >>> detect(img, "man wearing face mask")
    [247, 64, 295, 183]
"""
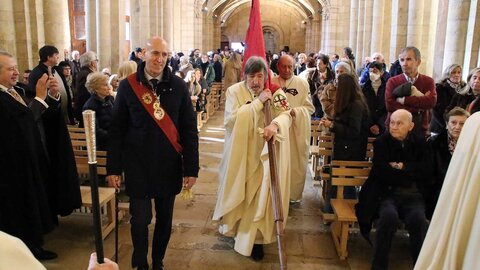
[362, 61, 390, 136]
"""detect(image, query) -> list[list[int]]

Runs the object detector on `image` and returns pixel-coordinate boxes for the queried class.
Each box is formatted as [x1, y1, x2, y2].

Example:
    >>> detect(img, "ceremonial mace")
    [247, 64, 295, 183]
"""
[263, 101, 287, 270]
[83, 110, 104, 264]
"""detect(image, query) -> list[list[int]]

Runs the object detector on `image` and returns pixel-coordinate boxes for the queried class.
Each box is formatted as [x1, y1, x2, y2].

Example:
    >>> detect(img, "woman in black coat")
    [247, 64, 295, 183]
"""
[426, 107, 470, 219]
[82, 72, 114, 151]
[361, 61, 389, 137]
[447, 67, 480, 114]
[320, 73, 370, 212]
[430, 64, 466, 134]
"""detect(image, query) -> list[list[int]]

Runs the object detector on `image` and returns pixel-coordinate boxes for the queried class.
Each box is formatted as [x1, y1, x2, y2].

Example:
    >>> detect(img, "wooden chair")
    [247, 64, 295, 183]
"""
[329, 160, 372, 259]
[68, 127, 117, 239]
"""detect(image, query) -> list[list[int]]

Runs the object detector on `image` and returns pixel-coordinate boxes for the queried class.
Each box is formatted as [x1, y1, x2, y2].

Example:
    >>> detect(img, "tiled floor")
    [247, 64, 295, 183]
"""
[42, 110, 413, 270]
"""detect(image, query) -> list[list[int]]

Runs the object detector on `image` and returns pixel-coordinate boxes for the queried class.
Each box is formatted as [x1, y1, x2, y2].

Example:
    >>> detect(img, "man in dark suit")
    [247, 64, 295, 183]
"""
[107, 36, 199, 270]
[0, 50, 58, 260]
[28, 45, 82, 224]
[356, 109, 430, 270]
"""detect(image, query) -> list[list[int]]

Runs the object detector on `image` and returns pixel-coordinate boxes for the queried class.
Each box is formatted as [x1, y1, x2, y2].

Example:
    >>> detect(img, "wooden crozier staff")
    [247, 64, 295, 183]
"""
[263, 100, 287, 270]
[83, 110, 104, 264]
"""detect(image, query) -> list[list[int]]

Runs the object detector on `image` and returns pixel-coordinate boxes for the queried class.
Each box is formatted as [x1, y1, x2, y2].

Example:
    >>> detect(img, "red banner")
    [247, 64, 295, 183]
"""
[242, 0, 279, 93]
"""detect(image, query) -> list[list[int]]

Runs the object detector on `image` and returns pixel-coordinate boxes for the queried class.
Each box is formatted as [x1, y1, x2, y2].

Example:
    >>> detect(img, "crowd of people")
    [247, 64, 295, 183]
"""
[1, 38, 479, 270]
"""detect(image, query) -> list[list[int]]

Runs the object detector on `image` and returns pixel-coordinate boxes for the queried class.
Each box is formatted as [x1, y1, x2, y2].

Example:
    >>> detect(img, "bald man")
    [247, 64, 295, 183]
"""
[107, 37, 199, 270]
[272, 55, 314, 202]
[356, 109, 430, 270]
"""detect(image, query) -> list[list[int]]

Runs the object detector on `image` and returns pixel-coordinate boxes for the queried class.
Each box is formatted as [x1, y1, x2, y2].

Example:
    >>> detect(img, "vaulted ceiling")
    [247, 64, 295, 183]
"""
[201, 0, 327, 23]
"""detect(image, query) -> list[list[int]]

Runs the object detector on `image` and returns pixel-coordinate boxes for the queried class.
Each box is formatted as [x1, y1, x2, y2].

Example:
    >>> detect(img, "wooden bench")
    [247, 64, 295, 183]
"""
[329, 160, 372, 259]
[68, 126, 117, 239]
[80, 186, 116, 239]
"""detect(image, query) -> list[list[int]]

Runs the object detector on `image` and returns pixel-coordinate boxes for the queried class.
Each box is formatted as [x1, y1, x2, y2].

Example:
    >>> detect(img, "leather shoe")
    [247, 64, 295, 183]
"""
[250, 244, 264, 261]
[137, 265, 149, 270]
[30, 246, 58, 260]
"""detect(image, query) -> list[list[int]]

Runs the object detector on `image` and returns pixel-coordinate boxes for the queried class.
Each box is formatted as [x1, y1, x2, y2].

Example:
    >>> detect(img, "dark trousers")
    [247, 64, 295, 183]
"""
[372, 195, 428, 270]
[129, 195, 176, 268]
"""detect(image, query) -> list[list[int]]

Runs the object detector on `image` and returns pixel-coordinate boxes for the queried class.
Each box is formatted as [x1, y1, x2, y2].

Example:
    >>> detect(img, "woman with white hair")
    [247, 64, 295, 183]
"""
[319, 61, 353, 119]
[82, 72, 114, 150]
[179, 55, 193, 75]
[430, 64, 467, 134]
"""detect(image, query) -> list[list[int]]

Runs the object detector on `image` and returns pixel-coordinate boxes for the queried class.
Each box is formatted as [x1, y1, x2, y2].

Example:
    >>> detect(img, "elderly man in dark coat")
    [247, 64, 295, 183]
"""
[107, 37, 199, 270]
[356, 109, 431, 270]
[0, 50, 57, 260]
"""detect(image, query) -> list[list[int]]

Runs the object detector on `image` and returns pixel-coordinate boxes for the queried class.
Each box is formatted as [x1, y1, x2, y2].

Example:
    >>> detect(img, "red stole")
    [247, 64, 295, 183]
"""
[127, 74, 183, 154]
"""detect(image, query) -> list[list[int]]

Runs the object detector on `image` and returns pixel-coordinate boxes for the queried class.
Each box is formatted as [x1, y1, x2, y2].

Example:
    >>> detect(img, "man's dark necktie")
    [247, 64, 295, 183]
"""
[150, 79, 159, 94]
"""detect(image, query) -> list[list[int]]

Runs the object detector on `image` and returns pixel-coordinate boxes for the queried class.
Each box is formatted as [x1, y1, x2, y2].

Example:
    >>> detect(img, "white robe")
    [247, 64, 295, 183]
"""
[414, 112, 480, 270]
[0, 231, 46, 270]
[213, 82, 292, 256]
[272, 75, 314, 201]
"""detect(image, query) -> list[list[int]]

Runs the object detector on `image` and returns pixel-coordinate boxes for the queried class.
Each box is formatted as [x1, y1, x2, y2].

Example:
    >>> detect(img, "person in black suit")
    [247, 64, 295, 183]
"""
[28, 45, 82, 225]
[107, 37, 199, 270]
[0, 50, 59, 260]
[356, 109, 431, 270]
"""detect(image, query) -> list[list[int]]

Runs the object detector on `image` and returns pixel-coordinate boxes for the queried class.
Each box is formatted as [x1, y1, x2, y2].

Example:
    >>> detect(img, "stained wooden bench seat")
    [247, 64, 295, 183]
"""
[80, 186, 116, 239]
[329, 160, 372, 260]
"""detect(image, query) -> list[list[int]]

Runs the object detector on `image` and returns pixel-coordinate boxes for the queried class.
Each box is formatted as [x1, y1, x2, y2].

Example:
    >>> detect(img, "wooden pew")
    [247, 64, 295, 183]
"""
[329, 160, 372, 260]
[68, 127, 117, 239]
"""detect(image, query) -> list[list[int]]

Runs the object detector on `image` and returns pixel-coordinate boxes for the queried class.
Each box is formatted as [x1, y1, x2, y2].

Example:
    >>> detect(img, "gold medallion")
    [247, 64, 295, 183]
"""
[142, 93, 153, 104]
[153, 100, 161, 110]
[154, 108, 165, 120]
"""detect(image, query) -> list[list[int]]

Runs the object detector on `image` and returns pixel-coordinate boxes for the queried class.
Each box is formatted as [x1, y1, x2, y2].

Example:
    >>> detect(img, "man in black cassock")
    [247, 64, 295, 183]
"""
[0, 50, 57, 260]
[28, 45, 81, 223]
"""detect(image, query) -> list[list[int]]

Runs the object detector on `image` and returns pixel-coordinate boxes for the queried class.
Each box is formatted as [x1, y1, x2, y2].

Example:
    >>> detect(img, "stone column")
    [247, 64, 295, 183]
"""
[109, 0, 126, 73]
[356, 0, 365, 67]
[309, 17, 323, 53]
[12, 0, 26, 67]
[431, 0, 448, 78]
[389, 0, 408, 64]
[362, 0, 373, 62]
[130, 0, 150, 49]
[86, 0, 97, 52]
[43, 0, 70, 52]
[349, 0, 358, 54]
[180, 0, 195, 52]
[465, 1, 480, 72]
[96, 0, 111, 70]
[381, 0, 392, 65]
[371, 0, 385, 54]
[442, 0, 471, 71]
[163, 0, 173, 46]
[406, 0, 424, 47]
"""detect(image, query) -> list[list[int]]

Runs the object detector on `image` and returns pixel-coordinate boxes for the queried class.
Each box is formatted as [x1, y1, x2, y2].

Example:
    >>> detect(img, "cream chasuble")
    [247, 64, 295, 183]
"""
[213, 82, 292, 256]
[272, 75, 314, 201]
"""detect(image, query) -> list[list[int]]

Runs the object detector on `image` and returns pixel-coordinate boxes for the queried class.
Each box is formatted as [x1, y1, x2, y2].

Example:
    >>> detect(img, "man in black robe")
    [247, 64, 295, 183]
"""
[28, 45, 82, 223]
[0, 50, 57, 260]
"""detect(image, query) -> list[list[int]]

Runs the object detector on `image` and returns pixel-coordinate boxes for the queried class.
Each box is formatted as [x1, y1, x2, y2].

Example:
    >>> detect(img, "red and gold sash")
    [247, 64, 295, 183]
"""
[127, 74, 183, 154]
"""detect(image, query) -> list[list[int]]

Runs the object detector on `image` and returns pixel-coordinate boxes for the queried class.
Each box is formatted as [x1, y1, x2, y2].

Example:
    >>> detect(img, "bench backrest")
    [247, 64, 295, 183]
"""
[68, 126, 107, 178]
[331, 160, 372, 199]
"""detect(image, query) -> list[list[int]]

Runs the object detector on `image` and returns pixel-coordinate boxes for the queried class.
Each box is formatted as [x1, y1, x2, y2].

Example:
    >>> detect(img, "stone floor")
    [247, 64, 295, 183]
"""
[42, 110, 413, 270]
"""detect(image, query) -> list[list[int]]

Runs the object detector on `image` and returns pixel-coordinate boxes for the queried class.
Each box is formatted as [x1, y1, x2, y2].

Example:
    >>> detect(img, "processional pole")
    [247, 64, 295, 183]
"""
[83, 110, 104, 264]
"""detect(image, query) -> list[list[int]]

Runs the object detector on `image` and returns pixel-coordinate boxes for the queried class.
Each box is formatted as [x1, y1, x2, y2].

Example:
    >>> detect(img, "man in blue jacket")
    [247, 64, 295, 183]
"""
[107, 36, 199, 270]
